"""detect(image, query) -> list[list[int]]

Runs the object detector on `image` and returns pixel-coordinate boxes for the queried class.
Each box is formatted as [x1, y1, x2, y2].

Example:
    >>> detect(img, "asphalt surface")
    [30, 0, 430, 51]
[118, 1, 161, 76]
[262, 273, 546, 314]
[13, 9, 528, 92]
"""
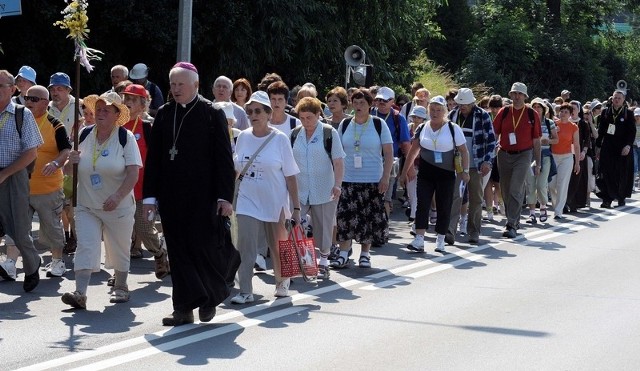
[2, 193, 640, 370]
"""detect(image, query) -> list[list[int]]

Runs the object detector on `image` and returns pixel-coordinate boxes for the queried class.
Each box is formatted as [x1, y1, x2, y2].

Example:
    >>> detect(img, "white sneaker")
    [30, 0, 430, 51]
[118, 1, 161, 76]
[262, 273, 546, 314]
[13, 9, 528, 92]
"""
[0, 259, 17, 281]
[407, 236, 425, 252]
[485, 212, 494, 221]
[409, 223, 416, 236]
[46, 259, 66, 277]
[435, 239, 446, 253]
[254, 254, 266, 272]
[230, 293, 255, 304]
[459, 217, 468, 235]
[275, 278, 290, 297]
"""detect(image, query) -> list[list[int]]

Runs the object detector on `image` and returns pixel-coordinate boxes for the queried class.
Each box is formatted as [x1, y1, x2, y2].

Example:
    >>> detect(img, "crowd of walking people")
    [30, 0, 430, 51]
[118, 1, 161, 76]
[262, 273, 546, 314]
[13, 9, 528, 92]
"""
[0, 62, 637, 326]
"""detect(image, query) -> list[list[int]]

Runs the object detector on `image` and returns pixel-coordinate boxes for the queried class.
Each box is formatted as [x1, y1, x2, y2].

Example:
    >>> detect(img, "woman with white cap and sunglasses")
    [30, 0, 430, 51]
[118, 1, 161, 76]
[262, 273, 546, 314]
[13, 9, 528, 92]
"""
[61, 92, 142, 309]
[400, 95, 470, 253]
[231, 91, 301, 303]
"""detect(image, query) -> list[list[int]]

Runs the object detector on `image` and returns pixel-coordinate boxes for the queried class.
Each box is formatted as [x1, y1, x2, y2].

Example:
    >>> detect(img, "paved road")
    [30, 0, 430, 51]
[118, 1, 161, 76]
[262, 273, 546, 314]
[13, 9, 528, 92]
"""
[2, 194, 640, 370]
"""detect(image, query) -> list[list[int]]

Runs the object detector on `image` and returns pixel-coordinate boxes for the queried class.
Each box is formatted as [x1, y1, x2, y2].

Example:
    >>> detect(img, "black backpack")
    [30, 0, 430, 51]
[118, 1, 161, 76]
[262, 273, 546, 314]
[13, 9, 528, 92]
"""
[12, 105, 37, 175]
[340, 116, 383, 138]
[290, 124, 334, 162]
[340, 116, 384, 156]
[79, 125, 128, 148]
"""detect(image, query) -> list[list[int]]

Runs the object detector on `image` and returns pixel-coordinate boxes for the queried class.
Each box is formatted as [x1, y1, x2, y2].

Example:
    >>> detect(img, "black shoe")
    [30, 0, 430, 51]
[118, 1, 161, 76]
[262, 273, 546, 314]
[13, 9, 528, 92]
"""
[198, 307, 216, 322]
[444, 233, 455, 246]
[23, 260, 41, 292]
[468, 236, 479, 244]
[553, 215, 565, 220]
[618, 199, 626, 207]
[600, 202, 612, 209]
[502, 227, 517, 239]
[162, 310, 194, 326]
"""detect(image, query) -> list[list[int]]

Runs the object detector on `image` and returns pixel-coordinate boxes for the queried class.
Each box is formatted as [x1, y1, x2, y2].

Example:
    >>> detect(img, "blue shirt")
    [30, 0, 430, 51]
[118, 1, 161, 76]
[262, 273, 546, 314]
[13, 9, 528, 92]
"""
[338, 116, 393, 183]
[373, 108, 410, 156]
[292, 123, 346, 205]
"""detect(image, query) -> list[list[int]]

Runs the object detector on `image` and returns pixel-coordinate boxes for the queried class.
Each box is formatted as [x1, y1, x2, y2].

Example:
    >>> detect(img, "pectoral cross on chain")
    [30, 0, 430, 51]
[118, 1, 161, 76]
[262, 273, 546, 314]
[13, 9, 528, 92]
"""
[169, 146, 178, 161]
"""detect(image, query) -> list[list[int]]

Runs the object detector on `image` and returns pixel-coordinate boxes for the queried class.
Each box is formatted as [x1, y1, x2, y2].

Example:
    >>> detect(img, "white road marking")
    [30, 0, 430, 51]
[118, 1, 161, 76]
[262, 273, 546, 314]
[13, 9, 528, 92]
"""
[18, 203, 636, 370]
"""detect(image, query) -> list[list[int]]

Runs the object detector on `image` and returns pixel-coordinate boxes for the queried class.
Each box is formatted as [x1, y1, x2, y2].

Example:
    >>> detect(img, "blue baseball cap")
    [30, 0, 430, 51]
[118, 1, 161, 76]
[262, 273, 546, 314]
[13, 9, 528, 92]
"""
[17, 66, 37, 84]
[48, 72, 72, 90]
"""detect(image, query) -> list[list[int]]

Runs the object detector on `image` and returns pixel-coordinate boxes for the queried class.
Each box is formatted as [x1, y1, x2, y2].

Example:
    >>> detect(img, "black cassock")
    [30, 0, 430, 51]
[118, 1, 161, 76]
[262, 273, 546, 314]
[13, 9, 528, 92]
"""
[143, 95, 235, 312]
[595, 105, 636, 203]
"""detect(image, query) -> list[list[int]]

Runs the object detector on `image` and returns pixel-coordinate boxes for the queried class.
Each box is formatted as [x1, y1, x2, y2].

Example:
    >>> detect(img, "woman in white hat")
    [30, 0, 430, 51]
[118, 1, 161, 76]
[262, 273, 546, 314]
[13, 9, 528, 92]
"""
[61, 92, 142, 309]
[400, 96, 470, 253]
[231, 91, 302, 303]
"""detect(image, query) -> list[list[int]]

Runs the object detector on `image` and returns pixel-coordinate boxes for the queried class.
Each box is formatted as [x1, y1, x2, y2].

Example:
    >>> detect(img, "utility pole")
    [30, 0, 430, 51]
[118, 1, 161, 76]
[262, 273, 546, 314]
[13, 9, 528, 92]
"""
[177, 0, 192, 62]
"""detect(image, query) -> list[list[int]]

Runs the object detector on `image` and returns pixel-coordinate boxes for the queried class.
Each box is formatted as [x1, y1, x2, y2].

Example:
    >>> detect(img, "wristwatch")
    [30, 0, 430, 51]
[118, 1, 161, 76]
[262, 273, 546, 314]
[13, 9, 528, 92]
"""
[463, 169, 469, 174]
[51, 160, 60, 168]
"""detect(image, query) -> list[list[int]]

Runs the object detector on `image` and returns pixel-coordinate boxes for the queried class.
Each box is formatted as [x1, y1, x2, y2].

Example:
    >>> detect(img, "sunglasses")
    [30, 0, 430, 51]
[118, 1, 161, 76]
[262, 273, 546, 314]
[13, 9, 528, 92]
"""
[24, 96, 48, 103]
[246, 108, 265, 115]
[375, 98, 393, 103]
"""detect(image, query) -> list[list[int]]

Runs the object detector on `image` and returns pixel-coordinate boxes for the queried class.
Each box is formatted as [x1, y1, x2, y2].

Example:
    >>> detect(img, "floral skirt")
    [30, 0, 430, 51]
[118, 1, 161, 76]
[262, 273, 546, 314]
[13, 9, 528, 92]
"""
[336, 182, 388, 245]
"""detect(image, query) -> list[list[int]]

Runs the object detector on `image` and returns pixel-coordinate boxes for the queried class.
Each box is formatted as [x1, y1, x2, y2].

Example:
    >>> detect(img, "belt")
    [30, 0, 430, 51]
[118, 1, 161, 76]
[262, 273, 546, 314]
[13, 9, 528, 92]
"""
[503, 148, 531, 155]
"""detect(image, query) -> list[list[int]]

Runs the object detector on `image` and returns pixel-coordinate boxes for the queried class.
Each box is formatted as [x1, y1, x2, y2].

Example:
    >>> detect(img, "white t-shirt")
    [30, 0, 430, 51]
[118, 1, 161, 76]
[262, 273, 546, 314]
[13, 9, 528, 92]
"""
[77, 127, 142, 209]
[419, 121, 466, 152]
[269, 113, 301, 137]
[234, 128, 300, 222]
[48, 97, 82, 136]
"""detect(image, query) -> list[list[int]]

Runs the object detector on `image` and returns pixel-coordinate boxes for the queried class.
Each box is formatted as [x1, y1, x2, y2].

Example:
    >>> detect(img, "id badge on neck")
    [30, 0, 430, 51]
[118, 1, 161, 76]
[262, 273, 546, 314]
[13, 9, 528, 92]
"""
[90, 173, 103, 190]
[354, 154, 363, 168]
[434, 151, 443, 163]
[607, 124, 616, 135]
[509, 132, 517, 145]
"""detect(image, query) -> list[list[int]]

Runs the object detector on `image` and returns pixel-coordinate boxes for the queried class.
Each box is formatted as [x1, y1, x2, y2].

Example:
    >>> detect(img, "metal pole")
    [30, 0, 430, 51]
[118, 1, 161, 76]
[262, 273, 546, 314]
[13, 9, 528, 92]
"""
[177, 0, 193, 62]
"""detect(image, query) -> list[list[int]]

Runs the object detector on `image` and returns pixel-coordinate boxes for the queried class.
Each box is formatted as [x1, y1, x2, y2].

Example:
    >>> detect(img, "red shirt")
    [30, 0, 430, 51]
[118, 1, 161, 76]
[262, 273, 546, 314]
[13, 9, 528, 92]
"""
[122, 118, 148, 200]
[493, 106, 542, 151]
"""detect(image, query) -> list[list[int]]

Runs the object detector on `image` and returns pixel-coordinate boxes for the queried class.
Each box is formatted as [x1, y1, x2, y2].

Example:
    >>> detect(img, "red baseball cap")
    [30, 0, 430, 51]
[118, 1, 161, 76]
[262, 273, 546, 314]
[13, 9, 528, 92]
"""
[122, 84, 149, 99]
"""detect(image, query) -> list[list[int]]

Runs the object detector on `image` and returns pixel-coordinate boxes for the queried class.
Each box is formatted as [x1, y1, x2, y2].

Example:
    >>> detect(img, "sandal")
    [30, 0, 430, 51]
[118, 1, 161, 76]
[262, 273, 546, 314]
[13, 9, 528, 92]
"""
[107, 276, 115, 287]
[110, 286, 130, 303]
[358, 255, 371, 268]
[329, 256, 349, 269]
[539, 209, 548, 222]
[317, 265, 330, 279]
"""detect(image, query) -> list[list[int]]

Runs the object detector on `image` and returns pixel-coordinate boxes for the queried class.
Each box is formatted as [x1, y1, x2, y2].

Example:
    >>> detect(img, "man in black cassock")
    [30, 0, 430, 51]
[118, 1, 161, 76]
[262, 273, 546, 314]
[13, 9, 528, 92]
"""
[595, 89, 636, 208]
[143, 62, 235, 326]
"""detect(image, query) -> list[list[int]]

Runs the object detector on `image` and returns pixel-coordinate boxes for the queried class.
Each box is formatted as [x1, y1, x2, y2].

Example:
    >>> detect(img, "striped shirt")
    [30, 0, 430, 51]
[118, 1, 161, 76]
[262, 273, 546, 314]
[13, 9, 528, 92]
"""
[448, 106, 496, 170]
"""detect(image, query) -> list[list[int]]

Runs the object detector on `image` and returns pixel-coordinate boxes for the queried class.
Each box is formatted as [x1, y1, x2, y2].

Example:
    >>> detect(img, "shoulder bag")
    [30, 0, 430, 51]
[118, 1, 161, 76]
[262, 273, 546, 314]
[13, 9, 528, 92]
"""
[232, 131, 277, 209]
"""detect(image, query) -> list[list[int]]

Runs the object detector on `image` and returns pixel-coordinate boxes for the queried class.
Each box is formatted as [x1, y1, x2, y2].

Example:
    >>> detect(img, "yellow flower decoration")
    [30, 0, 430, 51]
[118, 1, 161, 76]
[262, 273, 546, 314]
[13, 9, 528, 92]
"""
[53, 0, 103, 72]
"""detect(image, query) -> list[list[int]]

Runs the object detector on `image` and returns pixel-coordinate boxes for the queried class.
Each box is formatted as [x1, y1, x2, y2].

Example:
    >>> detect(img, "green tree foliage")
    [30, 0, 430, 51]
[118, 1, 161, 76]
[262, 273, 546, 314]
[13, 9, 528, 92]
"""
[0, 0, 445, 98]
[451, 0, 640, 100]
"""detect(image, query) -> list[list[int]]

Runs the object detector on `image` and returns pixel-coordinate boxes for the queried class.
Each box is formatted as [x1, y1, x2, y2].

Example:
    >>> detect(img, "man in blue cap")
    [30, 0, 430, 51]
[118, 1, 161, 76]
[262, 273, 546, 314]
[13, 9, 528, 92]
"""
[48, 72, 79, 136]
[47, 72, 81, 254]
[12, 66, 37, 105]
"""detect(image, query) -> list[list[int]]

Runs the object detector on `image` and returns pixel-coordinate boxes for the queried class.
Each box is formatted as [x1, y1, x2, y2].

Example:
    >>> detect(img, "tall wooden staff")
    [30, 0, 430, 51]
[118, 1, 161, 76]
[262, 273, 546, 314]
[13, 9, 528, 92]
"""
[53, 0, 103, 206]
